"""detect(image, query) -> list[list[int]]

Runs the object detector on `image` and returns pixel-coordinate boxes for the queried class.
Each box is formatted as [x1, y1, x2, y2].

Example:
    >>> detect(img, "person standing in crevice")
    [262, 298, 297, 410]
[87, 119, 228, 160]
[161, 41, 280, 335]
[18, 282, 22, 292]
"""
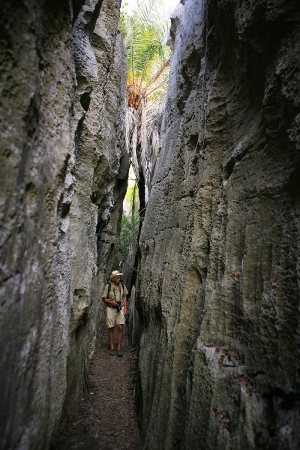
[102, 270, 128, 357]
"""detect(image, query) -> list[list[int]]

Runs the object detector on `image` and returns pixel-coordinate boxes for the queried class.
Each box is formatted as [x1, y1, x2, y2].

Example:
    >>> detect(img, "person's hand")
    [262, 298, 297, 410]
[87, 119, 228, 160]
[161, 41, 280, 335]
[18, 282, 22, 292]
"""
[124, 307, 128, 316]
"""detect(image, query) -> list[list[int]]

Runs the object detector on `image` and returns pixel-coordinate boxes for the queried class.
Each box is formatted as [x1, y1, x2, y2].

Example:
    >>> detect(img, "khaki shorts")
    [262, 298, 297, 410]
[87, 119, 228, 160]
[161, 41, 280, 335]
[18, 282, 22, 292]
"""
[106, 306, 125, 328]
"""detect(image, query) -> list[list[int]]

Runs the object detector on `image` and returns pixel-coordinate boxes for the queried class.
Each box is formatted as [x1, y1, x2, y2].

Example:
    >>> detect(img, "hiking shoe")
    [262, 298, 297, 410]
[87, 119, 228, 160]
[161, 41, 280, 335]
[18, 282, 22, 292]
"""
[109, 350, 115, 356]
[116, 351, 123, 357]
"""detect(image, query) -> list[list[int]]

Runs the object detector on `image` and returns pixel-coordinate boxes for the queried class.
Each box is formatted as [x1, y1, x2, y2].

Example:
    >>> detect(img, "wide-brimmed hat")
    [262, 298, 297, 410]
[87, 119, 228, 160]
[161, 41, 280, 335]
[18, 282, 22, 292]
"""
[110, 270, 123, 280]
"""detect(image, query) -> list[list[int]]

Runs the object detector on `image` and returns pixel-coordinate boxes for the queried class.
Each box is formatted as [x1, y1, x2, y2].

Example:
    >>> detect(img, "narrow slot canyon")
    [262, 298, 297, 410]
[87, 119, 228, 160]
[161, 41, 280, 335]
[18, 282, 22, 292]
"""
[0, 0, 300, 449]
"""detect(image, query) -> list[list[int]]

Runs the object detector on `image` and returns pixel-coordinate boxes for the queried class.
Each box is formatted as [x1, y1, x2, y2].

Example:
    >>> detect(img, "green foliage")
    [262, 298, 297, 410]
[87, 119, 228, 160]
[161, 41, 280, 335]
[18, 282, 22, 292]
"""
[120, 180, 140, 262]
[119, 2, 129, 36]
[125, 183, 139, 206]
[119, 1, 172, 261]
[120, 212, 139, 261]
[120, 0, 171, 108]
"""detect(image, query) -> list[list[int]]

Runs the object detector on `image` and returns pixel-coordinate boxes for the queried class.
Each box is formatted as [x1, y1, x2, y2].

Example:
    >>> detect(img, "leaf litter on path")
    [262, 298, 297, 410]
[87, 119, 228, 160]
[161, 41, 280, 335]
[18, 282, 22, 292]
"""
[53, 326, 141, 450]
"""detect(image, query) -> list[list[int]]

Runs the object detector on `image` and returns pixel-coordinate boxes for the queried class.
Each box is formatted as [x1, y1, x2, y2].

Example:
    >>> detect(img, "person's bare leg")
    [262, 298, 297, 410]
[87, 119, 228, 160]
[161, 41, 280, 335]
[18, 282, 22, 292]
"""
[108, 327, 115, 350]
[117, 324, 123, 352]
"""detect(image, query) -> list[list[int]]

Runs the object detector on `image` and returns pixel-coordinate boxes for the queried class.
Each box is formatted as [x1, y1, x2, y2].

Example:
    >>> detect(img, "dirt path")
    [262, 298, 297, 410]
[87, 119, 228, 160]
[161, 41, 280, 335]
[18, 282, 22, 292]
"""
[54, 326, 141, 450]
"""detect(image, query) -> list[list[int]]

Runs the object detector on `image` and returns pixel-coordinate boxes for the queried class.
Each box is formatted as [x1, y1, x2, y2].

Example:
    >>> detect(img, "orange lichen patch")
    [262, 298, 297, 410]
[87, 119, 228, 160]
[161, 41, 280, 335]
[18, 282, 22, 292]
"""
[215, 346, 243, 364]
[234, 373, 254, 396]
[212, 407, 232, 432]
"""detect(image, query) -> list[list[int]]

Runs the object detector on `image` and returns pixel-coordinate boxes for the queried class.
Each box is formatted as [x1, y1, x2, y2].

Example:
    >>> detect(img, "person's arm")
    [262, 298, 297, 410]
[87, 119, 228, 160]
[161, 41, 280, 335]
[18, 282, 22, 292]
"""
[123, 295, 128, 315]
[103, 297, 118, 307]
[102, 285, 118, 307]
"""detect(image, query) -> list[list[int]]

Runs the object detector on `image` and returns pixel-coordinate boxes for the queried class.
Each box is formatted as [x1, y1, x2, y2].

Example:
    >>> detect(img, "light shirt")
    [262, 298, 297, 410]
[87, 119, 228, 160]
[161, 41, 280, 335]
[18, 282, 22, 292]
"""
[102, 282, 128, 307]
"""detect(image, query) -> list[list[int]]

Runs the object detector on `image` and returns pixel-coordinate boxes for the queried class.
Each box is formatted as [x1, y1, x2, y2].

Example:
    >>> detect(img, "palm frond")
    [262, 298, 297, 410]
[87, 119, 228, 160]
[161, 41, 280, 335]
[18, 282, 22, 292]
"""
[122, 0, 172, 109]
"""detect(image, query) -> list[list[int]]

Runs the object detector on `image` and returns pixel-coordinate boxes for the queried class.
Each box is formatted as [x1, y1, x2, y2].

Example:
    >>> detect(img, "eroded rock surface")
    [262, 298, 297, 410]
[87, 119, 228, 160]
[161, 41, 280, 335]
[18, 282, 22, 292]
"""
[0, 0, 127, 448]
[136, 0, 300, 449]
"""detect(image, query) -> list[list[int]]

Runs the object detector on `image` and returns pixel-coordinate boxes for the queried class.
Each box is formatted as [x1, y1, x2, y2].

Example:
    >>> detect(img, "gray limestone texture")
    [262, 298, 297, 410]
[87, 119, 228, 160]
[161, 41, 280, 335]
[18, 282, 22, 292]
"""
[0, 0, 127, 449]
[135, 0, 300, 449]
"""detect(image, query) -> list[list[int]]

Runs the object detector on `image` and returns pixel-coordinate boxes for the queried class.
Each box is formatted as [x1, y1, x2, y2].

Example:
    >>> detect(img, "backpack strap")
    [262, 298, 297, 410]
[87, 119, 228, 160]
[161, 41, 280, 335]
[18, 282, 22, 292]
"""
[108, 280, 124, 299]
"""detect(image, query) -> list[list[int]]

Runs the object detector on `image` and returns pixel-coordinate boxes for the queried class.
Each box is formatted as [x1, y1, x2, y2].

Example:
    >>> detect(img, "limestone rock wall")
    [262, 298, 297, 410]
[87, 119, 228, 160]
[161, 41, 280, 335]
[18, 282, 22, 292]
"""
[0, 0, 127, 449]
[136, 0, 300, 449]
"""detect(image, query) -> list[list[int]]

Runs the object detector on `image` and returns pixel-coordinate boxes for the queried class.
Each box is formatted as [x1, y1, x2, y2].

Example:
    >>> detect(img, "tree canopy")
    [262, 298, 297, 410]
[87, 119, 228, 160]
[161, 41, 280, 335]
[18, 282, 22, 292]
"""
[120, 0, 172, 109]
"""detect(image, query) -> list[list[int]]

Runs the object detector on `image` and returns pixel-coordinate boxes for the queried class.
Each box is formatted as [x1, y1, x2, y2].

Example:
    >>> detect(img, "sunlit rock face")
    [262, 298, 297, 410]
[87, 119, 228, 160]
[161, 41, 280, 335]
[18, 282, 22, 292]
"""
[0, 0, 127, 448]
[136, 0, 300, 449]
